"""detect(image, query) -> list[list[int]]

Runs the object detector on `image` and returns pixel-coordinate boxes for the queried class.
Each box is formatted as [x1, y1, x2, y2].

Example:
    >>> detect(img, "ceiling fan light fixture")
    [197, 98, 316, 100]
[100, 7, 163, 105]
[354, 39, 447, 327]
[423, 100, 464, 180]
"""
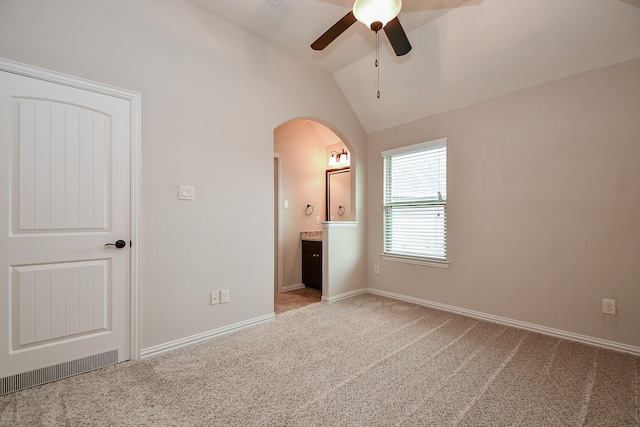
[353, 0, 402, 30]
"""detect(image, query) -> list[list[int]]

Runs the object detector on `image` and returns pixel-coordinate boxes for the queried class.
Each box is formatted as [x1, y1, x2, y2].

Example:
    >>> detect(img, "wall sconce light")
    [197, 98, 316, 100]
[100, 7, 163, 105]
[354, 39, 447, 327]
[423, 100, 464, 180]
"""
[329, 149, 349, 167]
[338, 149, 348, 164]
[329, 151, 338, 167]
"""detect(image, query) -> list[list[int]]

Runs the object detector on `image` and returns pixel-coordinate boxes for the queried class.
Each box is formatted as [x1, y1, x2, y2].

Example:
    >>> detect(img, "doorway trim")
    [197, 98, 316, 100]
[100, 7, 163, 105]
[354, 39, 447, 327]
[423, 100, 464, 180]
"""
[0, 58, 142, 360]
[274, 153, 284, 293]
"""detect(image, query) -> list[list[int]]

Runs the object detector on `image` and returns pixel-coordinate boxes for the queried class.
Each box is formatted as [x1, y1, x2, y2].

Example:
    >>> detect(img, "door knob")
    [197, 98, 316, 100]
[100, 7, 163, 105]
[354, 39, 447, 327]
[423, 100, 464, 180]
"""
[104, 240, 127, 249]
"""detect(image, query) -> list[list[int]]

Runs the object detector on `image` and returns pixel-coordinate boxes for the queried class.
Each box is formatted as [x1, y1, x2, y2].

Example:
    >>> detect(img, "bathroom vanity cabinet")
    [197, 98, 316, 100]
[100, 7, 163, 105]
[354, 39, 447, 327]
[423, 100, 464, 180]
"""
[302, 240, 322, 290]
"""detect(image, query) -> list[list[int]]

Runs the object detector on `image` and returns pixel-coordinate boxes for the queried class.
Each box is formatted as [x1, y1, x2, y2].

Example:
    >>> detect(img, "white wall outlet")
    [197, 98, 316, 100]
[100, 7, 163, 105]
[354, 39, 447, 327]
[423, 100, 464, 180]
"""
[602, 298, 616, 315]
[284, 200, 289, 209]
[210, 291, 220, 305]
[220, 289, 230, 304]
[374, 265, 379, 274]
[179, 185, 195, 200]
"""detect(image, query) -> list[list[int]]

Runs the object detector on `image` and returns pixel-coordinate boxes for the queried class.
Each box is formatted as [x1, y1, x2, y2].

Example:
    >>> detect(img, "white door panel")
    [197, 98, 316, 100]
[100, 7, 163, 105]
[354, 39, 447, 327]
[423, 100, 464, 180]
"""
[0, 70, 130, 379]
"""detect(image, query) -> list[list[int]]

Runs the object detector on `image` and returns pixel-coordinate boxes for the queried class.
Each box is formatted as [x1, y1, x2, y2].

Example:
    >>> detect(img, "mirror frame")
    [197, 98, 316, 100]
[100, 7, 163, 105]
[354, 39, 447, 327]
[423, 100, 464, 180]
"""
[326, 167, 350, 221]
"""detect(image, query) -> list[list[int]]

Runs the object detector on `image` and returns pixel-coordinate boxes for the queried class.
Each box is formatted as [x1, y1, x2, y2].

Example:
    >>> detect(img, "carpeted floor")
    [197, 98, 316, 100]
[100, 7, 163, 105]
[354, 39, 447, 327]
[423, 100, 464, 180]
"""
[1, 294, 638, 426]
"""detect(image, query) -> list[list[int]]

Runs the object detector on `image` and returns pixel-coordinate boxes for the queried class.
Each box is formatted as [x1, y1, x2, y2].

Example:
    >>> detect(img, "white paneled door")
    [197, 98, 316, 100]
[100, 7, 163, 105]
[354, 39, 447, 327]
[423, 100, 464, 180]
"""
[0, 69, 131, 379]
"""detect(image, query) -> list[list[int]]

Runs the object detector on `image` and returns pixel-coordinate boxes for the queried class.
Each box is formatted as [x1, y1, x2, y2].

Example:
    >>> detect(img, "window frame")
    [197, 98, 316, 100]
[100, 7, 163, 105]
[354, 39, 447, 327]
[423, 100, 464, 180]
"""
[381, 138, 449, 268]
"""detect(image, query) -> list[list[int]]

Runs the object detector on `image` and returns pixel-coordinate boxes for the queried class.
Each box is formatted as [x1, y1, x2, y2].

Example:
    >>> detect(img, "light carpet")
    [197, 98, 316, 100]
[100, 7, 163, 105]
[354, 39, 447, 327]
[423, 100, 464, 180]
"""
[1, 294, 638, 426]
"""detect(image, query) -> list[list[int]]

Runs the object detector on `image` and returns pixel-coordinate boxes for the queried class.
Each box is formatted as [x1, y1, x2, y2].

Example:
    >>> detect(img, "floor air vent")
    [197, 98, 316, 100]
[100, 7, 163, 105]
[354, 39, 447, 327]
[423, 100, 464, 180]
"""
[1, 349, 118, 395]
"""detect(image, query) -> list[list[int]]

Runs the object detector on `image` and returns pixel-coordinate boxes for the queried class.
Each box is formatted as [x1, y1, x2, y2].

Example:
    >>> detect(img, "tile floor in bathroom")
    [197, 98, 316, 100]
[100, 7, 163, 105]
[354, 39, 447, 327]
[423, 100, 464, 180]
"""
[274, 287, 321, 314]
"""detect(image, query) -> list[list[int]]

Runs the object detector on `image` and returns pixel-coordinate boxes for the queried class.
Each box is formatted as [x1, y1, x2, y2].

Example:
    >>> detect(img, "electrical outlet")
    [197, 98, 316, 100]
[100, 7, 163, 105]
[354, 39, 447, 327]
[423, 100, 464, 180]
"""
[602, 298, 616, 315]
[374, 265, 379, 274]
[210, 291, 220, 305]
[220, 289, 230, 304]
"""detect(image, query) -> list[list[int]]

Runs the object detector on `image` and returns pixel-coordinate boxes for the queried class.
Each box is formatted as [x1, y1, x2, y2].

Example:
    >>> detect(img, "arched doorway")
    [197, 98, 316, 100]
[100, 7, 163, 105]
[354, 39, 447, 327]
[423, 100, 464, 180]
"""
[273, 119, 352, 313]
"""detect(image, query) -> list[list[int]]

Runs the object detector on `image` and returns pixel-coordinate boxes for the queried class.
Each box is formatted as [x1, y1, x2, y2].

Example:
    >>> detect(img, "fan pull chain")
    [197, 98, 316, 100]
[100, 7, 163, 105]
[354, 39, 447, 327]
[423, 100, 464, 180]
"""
[375, 30, 380, 99]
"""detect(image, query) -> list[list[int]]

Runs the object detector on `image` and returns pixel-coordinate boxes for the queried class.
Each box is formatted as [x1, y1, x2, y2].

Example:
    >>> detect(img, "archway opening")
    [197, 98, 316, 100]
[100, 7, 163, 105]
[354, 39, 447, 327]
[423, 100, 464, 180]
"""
[273, 119, 354, 312]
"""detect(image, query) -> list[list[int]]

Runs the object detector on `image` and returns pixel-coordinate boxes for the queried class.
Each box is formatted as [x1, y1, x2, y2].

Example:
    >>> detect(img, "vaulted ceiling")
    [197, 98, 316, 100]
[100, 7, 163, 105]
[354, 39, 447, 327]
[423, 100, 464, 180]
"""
[188, 0, 640, 133]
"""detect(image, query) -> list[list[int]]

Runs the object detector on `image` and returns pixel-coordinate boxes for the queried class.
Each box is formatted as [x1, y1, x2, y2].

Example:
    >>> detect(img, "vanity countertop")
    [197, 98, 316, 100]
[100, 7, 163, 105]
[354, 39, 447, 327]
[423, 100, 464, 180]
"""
[300, 231, 323, 242]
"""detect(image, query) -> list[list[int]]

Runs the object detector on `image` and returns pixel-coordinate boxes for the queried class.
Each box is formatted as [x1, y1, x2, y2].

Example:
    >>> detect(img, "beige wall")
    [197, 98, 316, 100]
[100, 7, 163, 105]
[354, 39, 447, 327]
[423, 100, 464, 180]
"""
[366, 58, 640, 348]
[0, 0, 367, 350]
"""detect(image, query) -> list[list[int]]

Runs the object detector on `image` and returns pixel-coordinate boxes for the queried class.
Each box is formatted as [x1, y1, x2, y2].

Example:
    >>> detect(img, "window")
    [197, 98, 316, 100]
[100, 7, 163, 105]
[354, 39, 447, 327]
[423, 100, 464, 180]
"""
[381, 138, 447, 265]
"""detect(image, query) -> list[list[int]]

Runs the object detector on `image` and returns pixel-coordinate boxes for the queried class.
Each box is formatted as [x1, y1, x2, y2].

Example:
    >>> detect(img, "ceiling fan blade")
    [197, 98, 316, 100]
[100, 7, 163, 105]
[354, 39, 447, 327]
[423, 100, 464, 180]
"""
[311, 11, 357, 51]
[383, 17, 412, 56]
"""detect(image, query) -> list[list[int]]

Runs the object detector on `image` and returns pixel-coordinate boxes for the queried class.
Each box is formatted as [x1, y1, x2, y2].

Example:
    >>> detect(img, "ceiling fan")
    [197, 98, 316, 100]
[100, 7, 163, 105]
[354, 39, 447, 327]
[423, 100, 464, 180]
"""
[311, 0, 411, 56]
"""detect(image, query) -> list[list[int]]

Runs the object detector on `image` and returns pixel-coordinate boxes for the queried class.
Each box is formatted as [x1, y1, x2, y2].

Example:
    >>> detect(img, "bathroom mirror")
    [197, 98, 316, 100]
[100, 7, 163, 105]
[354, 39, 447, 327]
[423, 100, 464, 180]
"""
[326, 167, 350, 221]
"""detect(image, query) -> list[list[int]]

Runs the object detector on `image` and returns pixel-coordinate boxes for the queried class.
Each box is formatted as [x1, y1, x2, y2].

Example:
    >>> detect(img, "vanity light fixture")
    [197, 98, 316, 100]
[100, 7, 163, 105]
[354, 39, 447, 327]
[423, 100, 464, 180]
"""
[329, 149, 349, 167]
[338, 149, 349, 164]
[329, 151, 338, 167]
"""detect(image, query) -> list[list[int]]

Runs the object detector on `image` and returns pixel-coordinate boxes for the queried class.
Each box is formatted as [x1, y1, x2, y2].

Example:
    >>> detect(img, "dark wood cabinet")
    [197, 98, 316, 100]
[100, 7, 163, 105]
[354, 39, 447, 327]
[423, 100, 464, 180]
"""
[302, 240, 322, 291]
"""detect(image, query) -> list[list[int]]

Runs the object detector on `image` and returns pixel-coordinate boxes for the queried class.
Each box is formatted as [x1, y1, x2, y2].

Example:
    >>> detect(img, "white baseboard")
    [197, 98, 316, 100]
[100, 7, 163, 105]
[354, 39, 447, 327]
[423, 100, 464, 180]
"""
[140, 313, 275, 359]
[322, 288, 367, 303]
[141, 287, 639, 359]
[280, 283, 305, 292]
[366, 288, 640, 356]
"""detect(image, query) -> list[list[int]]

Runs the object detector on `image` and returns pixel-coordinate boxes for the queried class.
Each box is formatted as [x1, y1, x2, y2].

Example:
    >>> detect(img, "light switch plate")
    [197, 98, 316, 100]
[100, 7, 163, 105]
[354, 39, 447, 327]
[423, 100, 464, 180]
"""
[220, 289, 230, 304]
[179, 185, 195, 200]
[210, 291, 219, 305]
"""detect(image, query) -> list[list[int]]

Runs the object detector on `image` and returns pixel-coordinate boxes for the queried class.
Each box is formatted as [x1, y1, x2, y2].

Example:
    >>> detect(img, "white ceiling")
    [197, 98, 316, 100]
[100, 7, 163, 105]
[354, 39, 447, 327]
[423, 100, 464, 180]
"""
[188, 0, 640, 133]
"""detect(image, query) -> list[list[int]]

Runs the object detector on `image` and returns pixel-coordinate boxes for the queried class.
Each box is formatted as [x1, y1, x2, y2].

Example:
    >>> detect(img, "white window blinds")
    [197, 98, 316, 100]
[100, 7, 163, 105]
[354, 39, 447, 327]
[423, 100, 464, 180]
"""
[382, 138, 447, 260]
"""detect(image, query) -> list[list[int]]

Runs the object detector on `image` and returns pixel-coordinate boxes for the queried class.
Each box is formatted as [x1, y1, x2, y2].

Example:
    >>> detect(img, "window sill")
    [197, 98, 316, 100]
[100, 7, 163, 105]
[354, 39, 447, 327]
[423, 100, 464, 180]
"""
[381, 254, 449, 269]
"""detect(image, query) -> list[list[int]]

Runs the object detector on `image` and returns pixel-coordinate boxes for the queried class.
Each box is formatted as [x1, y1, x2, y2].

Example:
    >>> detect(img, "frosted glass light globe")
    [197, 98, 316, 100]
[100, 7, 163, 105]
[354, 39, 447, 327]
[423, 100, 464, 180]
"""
[353, 0, 402, 29]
